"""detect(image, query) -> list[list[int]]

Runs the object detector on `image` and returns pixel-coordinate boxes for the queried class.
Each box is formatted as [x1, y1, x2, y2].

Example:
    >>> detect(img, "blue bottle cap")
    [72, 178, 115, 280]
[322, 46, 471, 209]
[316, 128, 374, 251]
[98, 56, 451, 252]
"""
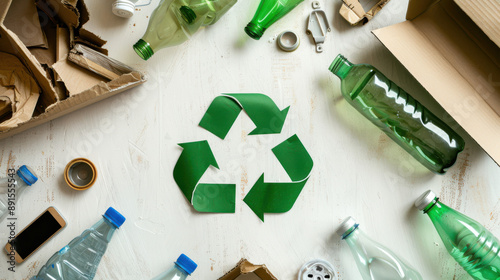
[175, 254, 197, 275]
[17, 165, 38, 186]
[103, 207, 126, 228]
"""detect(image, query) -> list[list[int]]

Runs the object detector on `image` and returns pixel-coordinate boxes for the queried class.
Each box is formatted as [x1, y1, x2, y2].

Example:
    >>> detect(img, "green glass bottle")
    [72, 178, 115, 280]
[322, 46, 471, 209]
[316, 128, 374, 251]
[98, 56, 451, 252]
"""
[415, 190, 500, 279]
[328, 54, 464, 174]
[245, 0, 304, 40]
[134, 0, 237, 60]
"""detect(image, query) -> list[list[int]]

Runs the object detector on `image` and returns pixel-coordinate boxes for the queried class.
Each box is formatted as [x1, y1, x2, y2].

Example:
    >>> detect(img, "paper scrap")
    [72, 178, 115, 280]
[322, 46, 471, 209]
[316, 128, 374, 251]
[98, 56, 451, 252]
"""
[243, 134, 313, 221]
[218, 259, 278, 280]
[173, 140, 236, 213]
[174, 94, 313, 220]
[0, 53, 40, 131]
[340, 0, 390, 25]
[199, 93, 289, 139]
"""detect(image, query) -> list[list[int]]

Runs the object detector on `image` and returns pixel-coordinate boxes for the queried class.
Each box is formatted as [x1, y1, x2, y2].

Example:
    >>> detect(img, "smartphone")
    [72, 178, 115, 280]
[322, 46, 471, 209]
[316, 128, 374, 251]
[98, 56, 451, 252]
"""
[5, 207, 66, 263]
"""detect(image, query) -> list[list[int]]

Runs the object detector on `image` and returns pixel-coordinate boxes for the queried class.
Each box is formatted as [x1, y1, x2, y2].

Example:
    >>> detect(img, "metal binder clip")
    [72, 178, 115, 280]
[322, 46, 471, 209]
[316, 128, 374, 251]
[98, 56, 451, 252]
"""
[306, 7, 331, 53]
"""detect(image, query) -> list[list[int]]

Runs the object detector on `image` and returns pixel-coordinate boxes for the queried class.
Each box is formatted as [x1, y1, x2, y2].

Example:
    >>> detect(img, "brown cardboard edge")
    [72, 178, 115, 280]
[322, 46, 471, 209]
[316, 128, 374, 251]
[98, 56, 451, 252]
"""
[218, 259, 278, 280]
[0, 72, 146, 140]
[406, 0, 436, 20]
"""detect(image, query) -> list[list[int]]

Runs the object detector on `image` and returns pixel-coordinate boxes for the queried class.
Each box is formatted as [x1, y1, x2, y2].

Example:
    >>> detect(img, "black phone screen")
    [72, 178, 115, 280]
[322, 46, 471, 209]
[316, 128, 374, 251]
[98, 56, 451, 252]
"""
[10, 210, 62, 259]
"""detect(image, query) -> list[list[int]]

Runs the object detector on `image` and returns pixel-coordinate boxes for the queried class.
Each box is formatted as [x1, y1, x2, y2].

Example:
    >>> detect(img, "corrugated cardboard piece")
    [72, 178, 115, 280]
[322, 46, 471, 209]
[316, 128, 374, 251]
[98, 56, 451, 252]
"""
[373, 0, 500, 165]
[340, 0, 390, 25]
[218, 259, 278, 280]
[0, 0, 146, 139]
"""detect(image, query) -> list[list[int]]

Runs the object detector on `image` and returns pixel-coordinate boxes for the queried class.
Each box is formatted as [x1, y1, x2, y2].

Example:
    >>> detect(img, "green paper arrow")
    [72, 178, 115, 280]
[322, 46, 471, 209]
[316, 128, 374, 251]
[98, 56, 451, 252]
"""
[173, 140, 236, 213]
[244, 135, 314, 221]
[199, 93, 290, 139]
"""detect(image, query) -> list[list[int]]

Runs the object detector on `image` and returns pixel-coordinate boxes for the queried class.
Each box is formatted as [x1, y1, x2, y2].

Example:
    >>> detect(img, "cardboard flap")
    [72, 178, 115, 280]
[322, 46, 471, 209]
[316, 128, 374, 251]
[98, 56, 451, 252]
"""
[4, 0, 46, 47]
[36, 0, 80, 28]
[218, 259, 278, 280]
[0, 0, 12, 25]
[406, 0, 436, 20]
[373, 20, 500, 165]
[452, 0, 500, 47]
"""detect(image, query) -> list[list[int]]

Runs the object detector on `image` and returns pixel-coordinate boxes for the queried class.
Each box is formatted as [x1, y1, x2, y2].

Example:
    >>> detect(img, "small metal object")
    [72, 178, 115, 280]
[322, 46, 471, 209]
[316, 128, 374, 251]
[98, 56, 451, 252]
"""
[306, 8, 331, 53]
[298, 259, 337, 280]
[277, 30, 300, 52]
[312, 1, 321, 9]
[64, 158, 97, 191]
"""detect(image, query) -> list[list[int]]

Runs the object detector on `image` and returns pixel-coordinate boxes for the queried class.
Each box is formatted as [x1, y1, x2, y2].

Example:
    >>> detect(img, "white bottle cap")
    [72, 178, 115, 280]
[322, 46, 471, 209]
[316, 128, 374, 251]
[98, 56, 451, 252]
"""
[415, 190, 437, 210]
[112, 0, 135, 18]
[336, 216, 357, 237]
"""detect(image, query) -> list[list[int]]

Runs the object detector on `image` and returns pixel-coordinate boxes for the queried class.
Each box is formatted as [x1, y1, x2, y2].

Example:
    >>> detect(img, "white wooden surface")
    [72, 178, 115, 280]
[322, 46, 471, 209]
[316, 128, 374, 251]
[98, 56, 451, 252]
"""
[1, 0, 500, 279]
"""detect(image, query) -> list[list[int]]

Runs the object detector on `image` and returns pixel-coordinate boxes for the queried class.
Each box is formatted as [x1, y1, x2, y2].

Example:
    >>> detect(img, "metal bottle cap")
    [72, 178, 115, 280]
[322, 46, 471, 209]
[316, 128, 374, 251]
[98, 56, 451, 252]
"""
[64, 158, 97, 191]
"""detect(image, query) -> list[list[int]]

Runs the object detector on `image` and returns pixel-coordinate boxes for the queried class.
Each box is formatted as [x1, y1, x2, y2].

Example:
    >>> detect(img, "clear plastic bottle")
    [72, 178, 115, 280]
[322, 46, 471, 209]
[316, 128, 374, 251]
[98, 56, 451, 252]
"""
[415, 190, 500, 280]
[134, 0, 237, 60]
[151, 254, 198, 280]
[0, 165, 38, 223]
[33, 207, 126, 280]
[337, 216, 422, 280]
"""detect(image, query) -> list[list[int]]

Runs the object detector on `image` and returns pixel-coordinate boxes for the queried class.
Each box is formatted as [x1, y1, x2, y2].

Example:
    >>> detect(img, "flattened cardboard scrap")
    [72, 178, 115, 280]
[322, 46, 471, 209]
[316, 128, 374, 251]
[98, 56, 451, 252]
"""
[56, 25, 70, 62]
[29, 19, 58, 66]
[52, 57, 107, 96]
[0, 0, 147, 139]
[218, 259, 278, 280]
[340, 0, 390, 25]
[0, 52, 40, 131]
[68, 44, 135, 80]
[4, 0, 46, 47]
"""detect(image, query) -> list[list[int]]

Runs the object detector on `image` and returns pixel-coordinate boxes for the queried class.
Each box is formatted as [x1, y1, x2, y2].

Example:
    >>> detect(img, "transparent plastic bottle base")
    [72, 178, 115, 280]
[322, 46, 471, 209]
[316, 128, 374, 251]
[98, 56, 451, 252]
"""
[298, 259, 337, 280]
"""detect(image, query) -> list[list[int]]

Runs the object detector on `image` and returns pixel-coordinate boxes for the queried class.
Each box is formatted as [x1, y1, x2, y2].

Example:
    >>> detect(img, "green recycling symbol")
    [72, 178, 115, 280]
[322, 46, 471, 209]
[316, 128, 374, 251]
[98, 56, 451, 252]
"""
[173, 94, 313, 221]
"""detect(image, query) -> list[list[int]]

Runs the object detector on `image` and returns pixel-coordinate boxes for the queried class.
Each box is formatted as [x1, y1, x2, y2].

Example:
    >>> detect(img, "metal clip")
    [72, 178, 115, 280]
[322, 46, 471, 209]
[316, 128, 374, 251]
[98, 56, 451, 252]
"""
[306, 9, 331, 53]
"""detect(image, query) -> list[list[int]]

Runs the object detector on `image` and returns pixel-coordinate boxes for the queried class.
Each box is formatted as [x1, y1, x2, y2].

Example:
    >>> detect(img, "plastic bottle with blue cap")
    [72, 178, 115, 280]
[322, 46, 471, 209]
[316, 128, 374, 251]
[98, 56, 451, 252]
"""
[33, 207, 126, 280]
[0, 165, 38, 223]
[151, 254, 198, 280]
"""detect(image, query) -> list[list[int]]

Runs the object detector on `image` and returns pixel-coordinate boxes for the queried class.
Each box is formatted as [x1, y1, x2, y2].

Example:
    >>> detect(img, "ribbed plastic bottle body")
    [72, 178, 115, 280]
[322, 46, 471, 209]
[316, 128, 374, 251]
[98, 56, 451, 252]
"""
[34, 218, 117, 280]
[245, 0, 304, 39]
[329, 55, 464, 174]
[0, 174, 30, 222]
[134, 0, 236, 59]
[426, 202, 500, 279]
[344, 228, 422, 280]
[151, 265, 189, 280]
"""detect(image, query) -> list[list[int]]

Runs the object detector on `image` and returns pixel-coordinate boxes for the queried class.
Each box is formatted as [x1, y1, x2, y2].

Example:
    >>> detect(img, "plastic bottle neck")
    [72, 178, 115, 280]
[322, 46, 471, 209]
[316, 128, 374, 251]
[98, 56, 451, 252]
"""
[422, 197, 441, 214]
[341, 223, 360, 240]
[94, 218, 118, 242]
[133, 39, 154, 60]
[329, 54, 353, 80]
[13, 174, 30, 195]
[175, 264, 190, 277]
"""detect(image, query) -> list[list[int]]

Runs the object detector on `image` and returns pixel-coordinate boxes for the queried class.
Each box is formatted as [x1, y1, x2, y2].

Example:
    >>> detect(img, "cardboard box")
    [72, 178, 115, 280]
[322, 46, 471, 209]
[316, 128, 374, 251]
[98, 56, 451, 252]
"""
[0, 0, 146, 139]
[218, 259, 278, 280]
[372, 0, 500, 166]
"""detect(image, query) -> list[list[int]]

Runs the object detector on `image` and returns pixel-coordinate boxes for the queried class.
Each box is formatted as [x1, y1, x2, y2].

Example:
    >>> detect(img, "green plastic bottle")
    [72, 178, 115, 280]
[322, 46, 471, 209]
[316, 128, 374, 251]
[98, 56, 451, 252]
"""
[134, 0, 237, 60]
[245, 0, 304, 40]
[328, 54, 464, 174]
[415, 190, 500, 279]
